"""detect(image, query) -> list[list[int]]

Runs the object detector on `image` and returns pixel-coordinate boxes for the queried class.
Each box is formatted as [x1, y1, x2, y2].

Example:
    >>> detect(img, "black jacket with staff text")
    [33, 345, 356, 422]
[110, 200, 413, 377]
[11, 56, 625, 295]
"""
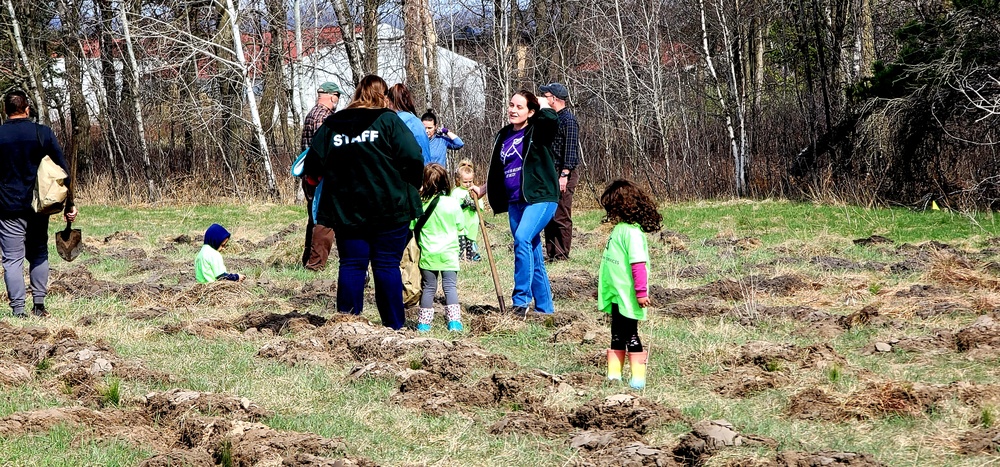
[304, 108, 424, 229]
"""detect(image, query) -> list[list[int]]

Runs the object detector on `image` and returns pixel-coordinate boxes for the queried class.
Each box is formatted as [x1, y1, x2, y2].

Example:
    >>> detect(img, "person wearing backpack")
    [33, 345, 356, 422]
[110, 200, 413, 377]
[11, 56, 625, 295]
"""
[0, 90, 77, 319]
[413, 164, 465, 332]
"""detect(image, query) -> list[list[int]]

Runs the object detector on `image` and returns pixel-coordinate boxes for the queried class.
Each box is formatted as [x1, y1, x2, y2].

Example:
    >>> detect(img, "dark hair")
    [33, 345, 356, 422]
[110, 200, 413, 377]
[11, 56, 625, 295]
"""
[421, 163, 451, 200]
[600, 179, 662, 233]
[513, 90, 540, 113]
[3, 90, 30, 116]
[386, 83, 417, 114]
[421, 110, 437, 125]
[347, 75, 389, 109]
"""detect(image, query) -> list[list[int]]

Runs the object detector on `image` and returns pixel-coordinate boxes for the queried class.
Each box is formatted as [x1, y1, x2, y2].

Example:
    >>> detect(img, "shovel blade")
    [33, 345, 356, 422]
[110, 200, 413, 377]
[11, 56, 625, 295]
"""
[55, 228, 82, 262]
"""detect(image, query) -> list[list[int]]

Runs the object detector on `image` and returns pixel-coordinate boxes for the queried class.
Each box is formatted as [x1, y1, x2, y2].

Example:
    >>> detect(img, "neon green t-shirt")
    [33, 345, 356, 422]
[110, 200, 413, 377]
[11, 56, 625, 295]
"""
[195, 244, 228, 283]
[597, 223, 650, 320]
[416, 195, 463, 271]
[449, 186, 482, 240]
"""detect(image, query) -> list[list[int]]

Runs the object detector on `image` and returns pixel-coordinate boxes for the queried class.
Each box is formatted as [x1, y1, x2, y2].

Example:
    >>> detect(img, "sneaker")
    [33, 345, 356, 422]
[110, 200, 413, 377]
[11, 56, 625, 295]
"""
[416, 323, 431, 332]
[31, 304, 50, 318]
[511, 306, 528, 320]
[447, 321, 463, 332]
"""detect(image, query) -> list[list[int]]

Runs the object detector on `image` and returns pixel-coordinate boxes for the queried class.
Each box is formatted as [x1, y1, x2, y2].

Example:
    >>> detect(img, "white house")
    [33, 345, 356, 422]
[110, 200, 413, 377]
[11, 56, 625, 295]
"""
[290, 24, 486, 121]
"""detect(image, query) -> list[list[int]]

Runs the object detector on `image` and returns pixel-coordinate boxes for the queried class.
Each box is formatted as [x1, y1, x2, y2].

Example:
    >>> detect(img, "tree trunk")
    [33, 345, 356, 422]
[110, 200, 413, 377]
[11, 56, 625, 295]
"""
[5, 0, 48, 125]
[120, 0, 159, 201]
[404, 0, 427, 107]
[224, 0, 279, 198]
[57, 0, 91, 185]
[363, 0, 384, 75]
[332, 0, 364, 86]
[422, 0, 440, 111]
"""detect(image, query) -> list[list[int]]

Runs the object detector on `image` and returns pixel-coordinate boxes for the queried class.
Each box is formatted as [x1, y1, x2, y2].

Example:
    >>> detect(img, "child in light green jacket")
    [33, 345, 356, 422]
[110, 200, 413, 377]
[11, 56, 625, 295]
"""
[450, 160, 483, 262]
[415, 164, 465, 332]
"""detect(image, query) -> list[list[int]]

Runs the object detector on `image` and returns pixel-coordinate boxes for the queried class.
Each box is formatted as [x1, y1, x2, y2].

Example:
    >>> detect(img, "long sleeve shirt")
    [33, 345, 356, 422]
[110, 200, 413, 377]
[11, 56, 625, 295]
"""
[427, 134, 464, 167]
[552, 108, 580, 171]
[301, 104, 334, 151]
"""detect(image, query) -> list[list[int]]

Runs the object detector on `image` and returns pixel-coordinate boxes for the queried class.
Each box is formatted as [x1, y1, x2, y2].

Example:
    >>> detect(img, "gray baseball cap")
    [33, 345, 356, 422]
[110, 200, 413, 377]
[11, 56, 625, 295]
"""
[539, 82, 569, 100]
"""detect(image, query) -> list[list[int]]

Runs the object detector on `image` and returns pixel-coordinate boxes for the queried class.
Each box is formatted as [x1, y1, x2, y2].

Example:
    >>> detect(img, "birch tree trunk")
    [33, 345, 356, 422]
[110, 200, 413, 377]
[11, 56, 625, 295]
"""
[5, 0, 48, 125]
[120, 0, 160, 201]
[700, 0, 746, 195]
[291, 0, 304, 124]
[224, 0, 279, 198]
[332, 0, 364, 85]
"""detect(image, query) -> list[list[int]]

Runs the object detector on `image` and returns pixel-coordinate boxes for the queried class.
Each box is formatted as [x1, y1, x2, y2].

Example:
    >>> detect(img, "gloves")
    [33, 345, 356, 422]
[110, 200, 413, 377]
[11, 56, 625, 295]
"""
[460, 195, 476, 210]
[441, 127, 449, 134]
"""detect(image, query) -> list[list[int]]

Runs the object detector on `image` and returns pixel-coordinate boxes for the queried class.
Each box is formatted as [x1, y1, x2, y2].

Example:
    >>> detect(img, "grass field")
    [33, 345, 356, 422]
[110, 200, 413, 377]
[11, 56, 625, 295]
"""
[3, 199, 1000, 466]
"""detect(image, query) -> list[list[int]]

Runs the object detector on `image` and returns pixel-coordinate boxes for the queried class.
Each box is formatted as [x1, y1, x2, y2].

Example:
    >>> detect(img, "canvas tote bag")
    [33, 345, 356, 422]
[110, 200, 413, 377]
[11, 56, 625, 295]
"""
[32, 124, 68, 215]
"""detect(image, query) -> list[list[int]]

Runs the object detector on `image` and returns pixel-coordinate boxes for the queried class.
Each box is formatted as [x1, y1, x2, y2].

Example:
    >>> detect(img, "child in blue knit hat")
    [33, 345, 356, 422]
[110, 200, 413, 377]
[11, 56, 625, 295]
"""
[195, 224, 244, 283]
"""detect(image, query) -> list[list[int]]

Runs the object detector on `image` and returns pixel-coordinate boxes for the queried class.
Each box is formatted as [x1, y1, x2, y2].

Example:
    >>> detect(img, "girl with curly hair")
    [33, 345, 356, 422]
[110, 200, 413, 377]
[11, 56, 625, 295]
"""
[597, 179, 662, 389]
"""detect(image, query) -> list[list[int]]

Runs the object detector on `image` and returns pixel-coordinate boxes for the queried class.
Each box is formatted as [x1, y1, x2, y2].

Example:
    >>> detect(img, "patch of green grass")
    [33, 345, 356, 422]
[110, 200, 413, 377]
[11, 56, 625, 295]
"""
[0, 424, 151, 466]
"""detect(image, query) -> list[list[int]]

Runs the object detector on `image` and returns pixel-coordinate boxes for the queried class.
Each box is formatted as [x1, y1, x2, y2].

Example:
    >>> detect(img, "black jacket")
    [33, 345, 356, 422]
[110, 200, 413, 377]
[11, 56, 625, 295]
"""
[0, 118, 71, 218]
[304, 108, 424, 229]
[486, 108, 560, 214]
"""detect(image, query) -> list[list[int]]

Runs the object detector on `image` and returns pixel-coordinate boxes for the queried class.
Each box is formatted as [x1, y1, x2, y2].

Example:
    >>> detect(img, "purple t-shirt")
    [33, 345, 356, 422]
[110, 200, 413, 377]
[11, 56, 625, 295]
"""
[501, 128, 526, 203]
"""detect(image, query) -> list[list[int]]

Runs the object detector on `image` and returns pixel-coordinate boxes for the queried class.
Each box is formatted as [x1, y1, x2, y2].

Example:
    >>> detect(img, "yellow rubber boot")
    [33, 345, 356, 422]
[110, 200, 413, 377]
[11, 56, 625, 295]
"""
[628, 351, 648, 389]
[606, 349, 626, 381]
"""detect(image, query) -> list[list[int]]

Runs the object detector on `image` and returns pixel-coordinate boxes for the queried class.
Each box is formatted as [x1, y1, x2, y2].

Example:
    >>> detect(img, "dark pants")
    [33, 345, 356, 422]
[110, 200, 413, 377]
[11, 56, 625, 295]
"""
[335, 223, 410, 330]
[544, 169, 579, 260]
[302, 179, 335, 270]
[610, 304, 643, 352]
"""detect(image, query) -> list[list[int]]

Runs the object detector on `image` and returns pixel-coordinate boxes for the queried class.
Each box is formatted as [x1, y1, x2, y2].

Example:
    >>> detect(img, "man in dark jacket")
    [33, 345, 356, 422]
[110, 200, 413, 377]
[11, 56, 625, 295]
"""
[540, 82, 580, 261]
[0, 90, 78, 318]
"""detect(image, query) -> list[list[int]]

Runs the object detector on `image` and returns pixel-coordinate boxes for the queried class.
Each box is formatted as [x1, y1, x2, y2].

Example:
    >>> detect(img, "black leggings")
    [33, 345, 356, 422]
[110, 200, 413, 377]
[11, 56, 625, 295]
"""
[610, 304, 643, 352]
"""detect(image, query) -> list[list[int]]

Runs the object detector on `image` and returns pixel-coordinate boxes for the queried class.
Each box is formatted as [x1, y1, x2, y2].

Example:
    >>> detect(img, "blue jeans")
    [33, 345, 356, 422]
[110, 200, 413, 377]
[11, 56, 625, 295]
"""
[335, 223, 410, 330]
[507, 201, 557, 313]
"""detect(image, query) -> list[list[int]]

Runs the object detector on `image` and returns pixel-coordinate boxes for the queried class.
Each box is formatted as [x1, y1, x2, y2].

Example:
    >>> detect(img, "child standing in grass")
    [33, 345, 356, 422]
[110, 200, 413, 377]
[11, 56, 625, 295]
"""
[451, 160, 483, 262]
[415, 164, 465, 332]
[598, 180, 662, 389]
[195, 224, 244, 283]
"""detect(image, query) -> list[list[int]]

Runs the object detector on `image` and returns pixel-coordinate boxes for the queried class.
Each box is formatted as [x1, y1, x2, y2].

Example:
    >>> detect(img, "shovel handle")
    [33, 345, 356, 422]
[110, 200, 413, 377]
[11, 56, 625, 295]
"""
[471, 190, 506, 314]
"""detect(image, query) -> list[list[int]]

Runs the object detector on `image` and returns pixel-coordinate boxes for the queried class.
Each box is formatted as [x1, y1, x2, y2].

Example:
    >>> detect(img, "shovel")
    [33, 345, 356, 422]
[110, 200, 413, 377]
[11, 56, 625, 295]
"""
[55, 221, 82, 262]
[471, 191, 506, 314]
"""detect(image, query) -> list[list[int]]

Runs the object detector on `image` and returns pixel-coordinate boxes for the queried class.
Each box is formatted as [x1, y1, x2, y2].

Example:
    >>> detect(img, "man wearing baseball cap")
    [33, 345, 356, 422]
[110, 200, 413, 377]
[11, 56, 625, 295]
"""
[298, 82, 341, 270]
[539, 82, 580, 261]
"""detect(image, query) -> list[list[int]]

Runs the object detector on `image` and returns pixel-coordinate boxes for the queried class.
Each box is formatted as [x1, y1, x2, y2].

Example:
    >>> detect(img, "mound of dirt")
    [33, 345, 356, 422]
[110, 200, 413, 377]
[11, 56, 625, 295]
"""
[160, 318, 238, 338]
[661, 299, 730, 318]
[958, 428, 1000, 455]
[550, 319, 605, 344]
[673, 419, 774, 466]
[489, 407, 573, 437]
[956, 314, 1000, 352]
[289, 280, 338, 308]
[393, 371, 547, 416]
[145, 388, 272, 422]
[568, 393, 682, 434]
[235, 310, 328, 334]
[788, 382, 946, 421]
[854, 235, 893, 246]
[735, 342, 847, 370]
[713, 367, 789, 398]
[810, 256, 869, 272]
[0, 323, 170, 405]
[705, 236, 762, 252]
[551, 270, 598, 301]
[255, 222, 300, 249]
[0, 388, 370, 466]
[773, 451, 886, 466]
[571, 433, 678, 467]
